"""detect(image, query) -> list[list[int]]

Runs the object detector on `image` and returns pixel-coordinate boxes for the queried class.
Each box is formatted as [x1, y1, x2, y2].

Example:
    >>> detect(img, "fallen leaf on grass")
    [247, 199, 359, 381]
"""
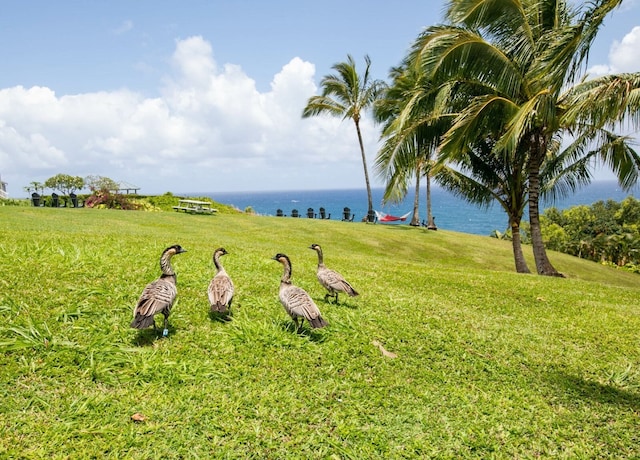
[131, 412, 146, 423]
[372, 340, 397, 359]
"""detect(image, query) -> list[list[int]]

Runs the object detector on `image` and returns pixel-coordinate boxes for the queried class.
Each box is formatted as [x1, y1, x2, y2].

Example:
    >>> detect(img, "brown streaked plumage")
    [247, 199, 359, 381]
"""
[272, 253, 328, 332]
[309, 243, 359, 303]
[130, 244, 187, 336]
[208, 247, 234, 315]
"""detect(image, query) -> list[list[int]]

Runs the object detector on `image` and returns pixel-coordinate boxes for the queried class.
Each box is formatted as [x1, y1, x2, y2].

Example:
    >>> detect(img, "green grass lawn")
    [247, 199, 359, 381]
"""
[1, 206, 639, 458]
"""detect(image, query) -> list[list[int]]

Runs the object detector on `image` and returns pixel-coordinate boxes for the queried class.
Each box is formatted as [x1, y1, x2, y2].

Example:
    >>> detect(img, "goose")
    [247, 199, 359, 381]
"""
[309, 243, 359, 303]
[272, 253, 328, 332]
[208, 247, 234, 315]
[130, 244, 187, 336]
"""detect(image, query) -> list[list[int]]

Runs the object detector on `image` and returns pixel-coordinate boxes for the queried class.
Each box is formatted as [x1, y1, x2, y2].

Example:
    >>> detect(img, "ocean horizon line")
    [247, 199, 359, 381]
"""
[184, 181, 637, 236]
[181, 178, 632, 197]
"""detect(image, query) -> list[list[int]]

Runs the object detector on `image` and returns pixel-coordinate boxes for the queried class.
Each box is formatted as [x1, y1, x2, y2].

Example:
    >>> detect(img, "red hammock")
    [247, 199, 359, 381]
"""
[375, 210, 411, 222]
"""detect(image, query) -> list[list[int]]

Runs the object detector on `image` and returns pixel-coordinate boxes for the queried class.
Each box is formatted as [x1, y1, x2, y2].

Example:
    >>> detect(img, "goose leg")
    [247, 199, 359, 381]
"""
[162, 314, 169, 337]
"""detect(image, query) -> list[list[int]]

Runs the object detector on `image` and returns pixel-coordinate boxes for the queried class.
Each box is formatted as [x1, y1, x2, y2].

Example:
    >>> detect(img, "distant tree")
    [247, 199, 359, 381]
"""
[302, 55, 384, 221]
[24, 181, 45, 195]
[541, 197, 640, 270]
[85, 175, 119, 192]
[44, 174, 85, 196]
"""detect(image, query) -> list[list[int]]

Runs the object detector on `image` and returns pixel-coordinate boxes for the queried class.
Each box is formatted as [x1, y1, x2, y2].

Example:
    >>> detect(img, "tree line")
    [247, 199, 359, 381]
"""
[302, 0, 640, 276]
[541, 197, 640, 273]
[23, 174, 140, 209]
[24, 174, 120, 197]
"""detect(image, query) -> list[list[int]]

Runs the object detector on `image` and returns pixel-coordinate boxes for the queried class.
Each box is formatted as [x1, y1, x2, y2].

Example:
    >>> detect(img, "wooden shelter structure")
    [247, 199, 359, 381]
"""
[110, 181, 140, 194]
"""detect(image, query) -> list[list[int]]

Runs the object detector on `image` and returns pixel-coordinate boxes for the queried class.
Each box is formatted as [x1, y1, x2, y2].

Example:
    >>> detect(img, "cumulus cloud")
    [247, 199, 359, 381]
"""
[0, 36, 372, 194]
[609, 26, 640, 72]
[588, 26, 640, 75]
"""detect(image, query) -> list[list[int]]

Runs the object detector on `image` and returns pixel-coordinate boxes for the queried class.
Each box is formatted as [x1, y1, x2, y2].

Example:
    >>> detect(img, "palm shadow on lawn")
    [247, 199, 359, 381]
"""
[547, 370, 640, 409]
[380, 224, 430, 232]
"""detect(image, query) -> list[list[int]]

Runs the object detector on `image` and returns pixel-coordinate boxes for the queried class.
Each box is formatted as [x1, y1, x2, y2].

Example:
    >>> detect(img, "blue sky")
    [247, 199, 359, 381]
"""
[1, 1, 639, 195]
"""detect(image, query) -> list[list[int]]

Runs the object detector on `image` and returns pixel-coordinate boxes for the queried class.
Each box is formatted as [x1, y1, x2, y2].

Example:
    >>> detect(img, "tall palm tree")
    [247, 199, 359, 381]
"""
[376, 135, 435, 227]
[302, 55, 384, 221]
[411, 0, 640, 276]
[436, 136, 532, 273]
[374, 64, 443, 229]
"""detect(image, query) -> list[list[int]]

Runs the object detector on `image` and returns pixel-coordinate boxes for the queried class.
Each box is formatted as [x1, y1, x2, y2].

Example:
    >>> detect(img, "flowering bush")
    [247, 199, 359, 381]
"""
[85, 190, 141, 210]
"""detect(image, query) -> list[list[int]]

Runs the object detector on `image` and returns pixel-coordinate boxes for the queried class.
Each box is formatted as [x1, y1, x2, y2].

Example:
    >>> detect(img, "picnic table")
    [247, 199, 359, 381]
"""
[172, 199, 217, 214]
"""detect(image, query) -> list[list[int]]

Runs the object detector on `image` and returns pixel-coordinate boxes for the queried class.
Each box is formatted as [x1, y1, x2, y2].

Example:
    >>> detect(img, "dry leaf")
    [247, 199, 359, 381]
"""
[131, 412, 146, 423]
[372, 340, 397, 359]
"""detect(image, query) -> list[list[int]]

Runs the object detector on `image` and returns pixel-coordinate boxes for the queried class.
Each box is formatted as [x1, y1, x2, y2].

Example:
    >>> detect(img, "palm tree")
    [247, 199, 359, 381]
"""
[302, 55, 384, 222]
[411, 0, 640, 276]
[435, 137, 532, 273]
[374, 64, 443, 229]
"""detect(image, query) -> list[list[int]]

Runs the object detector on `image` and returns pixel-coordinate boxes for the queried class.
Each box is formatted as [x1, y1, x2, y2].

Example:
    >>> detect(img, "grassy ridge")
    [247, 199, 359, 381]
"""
[1, 207, 639, 458]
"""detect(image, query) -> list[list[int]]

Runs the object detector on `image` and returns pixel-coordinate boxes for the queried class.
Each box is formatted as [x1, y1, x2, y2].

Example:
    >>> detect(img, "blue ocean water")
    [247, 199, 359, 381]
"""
[196, 181, 638, 236]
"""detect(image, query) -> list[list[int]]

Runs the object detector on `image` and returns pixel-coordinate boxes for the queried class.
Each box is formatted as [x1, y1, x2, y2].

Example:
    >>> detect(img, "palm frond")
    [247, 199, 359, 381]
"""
[560, 73, 640, 130]
[301, 95, 345, 118]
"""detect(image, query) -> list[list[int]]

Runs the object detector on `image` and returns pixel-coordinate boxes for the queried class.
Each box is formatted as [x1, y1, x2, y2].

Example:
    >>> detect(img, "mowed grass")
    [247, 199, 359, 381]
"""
[0, 206, 639, 459]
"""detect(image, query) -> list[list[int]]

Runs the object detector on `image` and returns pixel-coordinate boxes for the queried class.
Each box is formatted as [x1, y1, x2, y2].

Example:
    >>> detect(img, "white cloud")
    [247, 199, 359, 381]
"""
[0, 36, 372, 194]
[588, 26, 640, 75]
[609, 26, 640, 72]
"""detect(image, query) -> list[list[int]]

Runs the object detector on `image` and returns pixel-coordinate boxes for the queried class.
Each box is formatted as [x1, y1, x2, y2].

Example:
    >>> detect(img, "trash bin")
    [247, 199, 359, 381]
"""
[31, 192, 41, 207]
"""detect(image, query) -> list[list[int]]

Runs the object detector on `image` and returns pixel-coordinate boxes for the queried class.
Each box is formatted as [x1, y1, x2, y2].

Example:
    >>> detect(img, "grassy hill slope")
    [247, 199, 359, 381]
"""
[1, 207, 638, 458]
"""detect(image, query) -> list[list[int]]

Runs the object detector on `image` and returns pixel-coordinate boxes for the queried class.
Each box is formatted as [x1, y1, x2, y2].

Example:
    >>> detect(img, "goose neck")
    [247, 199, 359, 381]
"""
[160, 253, 176, 276]
[281, 260, 292, 283]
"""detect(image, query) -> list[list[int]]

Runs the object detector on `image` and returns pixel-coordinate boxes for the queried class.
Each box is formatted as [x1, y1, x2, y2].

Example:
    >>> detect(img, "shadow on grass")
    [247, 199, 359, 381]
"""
[278, 320, 328, 343]
[547, 370, 640, 409]
[317, 297, 358, 310]
[378, 224, 433, 233]
[131, 325, 175, 347]
[208, 311, 233, 324]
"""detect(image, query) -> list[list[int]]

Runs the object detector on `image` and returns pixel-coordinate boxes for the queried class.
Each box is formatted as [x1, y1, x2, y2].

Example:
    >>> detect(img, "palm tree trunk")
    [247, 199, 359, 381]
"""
[354, 120, 374, 222]
[425, 172, 436, 230]
[510, 218, 530, 273]
[411, 169, 420, 226]
[528, 135, 563, 277]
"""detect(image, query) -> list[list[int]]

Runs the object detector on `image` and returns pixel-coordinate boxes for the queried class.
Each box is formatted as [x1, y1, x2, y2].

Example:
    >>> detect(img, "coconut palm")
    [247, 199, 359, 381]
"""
[374, 64, 443, 229]
[410, 0, 640, 276]
[303, 55, 384, 222]
[435, 136, 532, 273]
[376, 129, 435, 227]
